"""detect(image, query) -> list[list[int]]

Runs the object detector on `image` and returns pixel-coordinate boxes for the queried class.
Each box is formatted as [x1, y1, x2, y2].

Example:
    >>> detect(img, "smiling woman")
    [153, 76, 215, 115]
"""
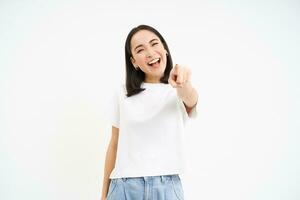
[130, 30, 168, 82]
[124, 25, 174, 97]
[131, 35, 166, 70]
[100, 24, 198, 200]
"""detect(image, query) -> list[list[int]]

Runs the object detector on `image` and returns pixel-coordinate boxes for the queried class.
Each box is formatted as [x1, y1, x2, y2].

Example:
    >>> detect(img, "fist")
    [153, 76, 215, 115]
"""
[168, 64, 191, 88]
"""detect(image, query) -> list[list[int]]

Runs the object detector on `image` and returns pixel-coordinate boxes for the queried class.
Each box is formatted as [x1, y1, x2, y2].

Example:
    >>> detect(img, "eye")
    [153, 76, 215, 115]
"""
[152, 42, 158, 46]
[137, 49, 144, 53]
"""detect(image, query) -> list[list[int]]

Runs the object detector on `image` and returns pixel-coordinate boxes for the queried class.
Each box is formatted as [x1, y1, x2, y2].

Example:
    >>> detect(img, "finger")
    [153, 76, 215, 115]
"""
[183, 69, 190, 84]
[186, 69, 191, 83]
[174, 64, 179, 75]
[169, 66, 175, 76]
[182, 71, 187, 84]
[168, 76, 178, 87]
[176, 68, 184, 85]
[169, 68, 176, 81]
[168, 68, 179, 87]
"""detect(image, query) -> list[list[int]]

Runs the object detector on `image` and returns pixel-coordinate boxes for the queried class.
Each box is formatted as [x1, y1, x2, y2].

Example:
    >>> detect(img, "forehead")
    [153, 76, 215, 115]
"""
[131, 30, 161, 48]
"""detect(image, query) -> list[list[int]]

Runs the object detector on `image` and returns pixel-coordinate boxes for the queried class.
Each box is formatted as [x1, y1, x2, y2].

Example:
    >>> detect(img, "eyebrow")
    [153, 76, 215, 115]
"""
[133, 38, 159, 52]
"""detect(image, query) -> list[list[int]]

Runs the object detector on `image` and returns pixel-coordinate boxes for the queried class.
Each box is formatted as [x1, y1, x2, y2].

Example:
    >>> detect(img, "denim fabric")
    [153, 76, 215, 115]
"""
[106, 174, 184, 200]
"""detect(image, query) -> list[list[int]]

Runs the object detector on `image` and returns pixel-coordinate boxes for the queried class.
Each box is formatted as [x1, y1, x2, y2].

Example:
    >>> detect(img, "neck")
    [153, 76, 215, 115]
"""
[145, 76, 161, 83]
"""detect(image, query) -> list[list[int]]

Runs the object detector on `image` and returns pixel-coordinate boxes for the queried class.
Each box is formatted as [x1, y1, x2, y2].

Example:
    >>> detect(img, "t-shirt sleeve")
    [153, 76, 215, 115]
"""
[178, 99, 198, 121]
[187, 102, 198, 119]
[106, 88, 120, 128]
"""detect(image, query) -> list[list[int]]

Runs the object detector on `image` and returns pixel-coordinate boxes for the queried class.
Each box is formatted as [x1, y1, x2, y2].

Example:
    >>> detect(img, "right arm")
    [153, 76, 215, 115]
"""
[100, 126, 119, 200]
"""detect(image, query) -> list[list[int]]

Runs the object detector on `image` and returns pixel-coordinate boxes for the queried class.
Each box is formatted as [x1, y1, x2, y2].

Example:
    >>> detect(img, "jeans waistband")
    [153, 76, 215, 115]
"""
[120, 174, 179, 183]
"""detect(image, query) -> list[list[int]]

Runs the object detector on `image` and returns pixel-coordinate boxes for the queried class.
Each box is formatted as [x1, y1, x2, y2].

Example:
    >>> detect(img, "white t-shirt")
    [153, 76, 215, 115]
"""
[108, 82, 197, 178]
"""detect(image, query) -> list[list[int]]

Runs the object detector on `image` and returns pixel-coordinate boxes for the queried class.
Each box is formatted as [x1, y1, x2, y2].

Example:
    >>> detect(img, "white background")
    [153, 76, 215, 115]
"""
[1, 0, 299, 199]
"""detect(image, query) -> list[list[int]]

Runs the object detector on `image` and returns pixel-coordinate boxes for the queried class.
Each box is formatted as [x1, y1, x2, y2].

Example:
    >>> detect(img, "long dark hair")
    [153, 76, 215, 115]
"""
[125, 25, 173, 97]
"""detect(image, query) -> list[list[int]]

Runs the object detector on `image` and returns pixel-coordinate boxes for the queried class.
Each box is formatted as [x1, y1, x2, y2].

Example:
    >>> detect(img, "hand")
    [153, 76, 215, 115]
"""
[168, 64, 191, 88]
[168, 64, 198, 110]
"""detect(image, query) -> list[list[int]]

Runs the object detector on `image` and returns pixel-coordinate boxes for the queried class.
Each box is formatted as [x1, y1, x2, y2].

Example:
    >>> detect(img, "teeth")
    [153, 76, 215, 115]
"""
[148, 58, 160, 65]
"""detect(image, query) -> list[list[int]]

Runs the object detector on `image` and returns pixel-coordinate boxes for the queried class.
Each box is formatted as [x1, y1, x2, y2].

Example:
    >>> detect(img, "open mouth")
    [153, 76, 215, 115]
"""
[147, 58, 161, 68]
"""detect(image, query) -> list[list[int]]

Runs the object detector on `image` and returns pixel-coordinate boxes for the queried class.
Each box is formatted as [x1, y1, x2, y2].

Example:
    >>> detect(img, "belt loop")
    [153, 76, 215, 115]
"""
[160, 175, 165, 183]
[122, 177, 127, 182]
[143, 176, 150, 182]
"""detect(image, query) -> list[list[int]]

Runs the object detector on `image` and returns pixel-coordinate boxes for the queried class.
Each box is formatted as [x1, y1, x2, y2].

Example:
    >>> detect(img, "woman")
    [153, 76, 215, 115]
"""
[101, 24, 198, 200]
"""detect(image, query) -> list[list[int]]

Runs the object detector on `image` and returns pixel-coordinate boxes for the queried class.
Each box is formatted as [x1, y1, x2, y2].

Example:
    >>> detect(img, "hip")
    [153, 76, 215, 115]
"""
[106, 174, 184, 200]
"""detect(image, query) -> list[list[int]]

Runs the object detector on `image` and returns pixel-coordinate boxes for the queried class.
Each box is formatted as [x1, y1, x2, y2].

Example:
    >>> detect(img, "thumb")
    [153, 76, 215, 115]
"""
[174, 64, 179, 75]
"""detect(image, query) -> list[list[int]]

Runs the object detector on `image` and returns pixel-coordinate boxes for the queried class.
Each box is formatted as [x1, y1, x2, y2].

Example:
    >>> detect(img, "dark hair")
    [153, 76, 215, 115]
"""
[125, 24, 173, 97]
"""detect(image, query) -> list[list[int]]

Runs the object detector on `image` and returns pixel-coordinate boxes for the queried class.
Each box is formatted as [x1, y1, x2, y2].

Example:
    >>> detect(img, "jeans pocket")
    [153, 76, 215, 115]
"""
[106, 179, 118, 200]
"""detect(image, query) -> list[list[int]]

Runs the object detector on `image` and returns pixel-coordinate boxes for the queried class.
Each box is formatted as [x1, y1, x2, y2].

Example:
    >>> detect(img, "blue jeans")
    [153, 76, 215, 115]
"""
[106, 174, 184, 200]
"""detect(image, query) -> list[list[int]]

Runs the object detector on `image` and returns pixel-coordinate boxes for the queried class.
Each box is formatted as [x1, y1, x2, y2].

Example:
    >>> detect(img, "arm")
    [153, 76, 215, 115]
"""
[168, 64, 199, 116]
[176, 81, 198, 116]
[100, 126, 119, 200]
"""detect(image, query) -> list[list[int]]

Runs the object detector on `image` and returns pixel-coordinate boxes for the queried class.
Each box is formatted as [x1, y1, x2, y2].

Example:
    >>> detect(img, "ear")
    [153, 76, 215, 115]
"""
[130, 57, 137, 68]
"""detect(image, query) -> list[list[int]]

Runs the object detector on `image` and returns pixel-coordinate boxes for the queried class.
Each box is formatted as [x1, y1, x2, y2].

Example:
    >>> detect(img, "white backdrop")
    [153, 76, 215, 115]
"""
[1, 0, 299, 200]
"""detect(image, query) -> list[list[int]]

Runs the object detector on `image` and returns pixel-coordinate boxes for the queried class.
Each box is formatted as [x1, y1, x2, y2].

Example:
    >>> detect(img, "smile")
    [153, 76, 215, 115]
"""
[147, 58, 161, 67]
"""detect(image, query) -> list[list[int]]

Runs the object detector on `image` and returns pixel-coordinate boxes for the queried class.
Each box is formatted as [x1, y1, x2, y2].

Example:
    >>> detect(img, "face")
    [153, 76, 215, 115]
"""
[130, 30, 168, 83]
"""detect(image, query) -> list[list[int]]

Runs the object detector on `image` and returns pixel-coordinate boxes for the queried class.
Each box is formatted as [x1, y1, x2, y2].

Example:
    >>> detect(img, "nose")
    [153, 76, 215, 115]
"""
[145, 48, 155, 58]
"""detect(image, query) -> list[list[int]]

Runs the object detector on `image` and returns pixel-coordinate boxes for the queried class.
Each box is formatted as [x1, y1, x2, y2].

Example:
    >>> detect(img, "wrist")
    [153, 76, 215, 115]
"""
[176, 81, 193, 98]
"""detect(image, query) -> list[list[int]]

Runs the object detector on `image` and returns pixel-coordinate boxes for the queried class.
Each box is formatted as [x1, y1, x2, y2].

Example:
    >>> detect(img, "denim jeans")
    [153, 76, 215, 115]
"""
[106, 174, 184, 200]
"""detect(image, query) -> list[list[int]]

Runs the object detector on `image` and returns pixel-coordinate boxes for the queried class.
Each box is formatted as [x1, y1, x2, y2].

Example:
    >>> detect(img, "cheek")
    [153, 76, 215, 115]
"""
[134, 55, 145, 64]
